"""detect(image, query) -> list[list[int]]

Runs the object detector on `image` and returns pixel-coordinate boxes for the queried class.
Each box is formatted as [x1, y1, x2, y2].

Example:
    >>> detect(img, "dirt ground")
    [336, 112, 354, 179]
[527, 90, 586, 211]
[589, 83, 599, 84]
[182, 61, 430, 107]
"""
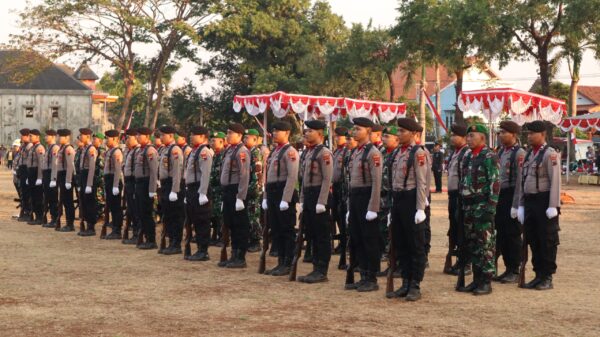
[0, 169, 599, 337]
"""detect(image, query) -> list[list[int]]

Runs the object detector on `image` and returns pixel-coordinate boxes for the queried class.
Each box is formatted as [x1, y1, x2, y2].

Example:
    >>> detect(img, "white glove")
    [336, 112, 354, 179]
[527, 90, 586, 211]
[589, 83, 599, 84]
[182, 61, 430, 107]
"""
[279, 200, 289, 211]
[365, 211, 377, 221]
[112, 187, 119, 196]
[546, 207, 558, 219]
[220, 202, 223, 211]
[235, 198, 245, 211]
[49, 181, 57, 188]
[169, 192, 178, 202]
[12, 170, 16, 176]
[510, 207, 518, 219]
[85, 186, 92, 194]
[199, 194, 208, 205]
[298, 203, 303, 213]
[65, 183, 72, 190]
[387, 213, 392, 226]
[149, 192, 156, 198]
[415, 209, 426, 224]
[156, 180, 161, 188]
[35, 179, 42, 186]
[25, 178, 28, 185]
[316, 204, 326, 214]
[262, 199, 268, 210]
[517, 206, 525, 225]
[184, 197, 187, 204]
[346, 211, 350, 224]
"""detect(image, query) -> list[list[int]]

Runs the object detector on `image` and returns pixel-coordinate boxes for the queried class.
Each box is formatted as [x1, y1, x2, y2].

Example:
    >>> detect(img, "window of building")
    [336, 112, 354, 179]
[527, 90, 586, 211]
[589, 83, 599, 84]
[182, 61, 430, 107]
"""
[25, 107, 34, 118]
[51, 107, 59, 118]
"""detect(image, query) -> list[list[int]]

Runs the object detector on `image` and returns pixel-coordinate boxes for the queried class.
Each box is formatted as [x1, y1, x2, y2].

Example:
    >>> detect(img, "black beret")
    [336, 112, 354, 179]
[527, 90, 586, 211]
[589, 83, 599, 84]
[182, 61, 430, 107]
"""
[79, 128, 93, 135]
[57, 129, 71, 137]
[45, 129, 57, 136]
[526, 120, 547, 133]
[228, 122, 245, 135]
[19, 128, 30, 136]
[137, 127, 153, 136]
[305, 120, 327, 130]
[272, 121, 292, 132]
[372, 124, 385, 132]
[158, 125, 177, 134]
[29, 129, 41, 136]
[450, 124, 467, 137]
[104, 129, 120, 138]
[396, 118, 421, 132]
[352, 117, 374, 128]
[334, 127, 349, 137]
[499, 121, 521, 135]
[190, 126, 210, 136]
[125, 129, 138, 136]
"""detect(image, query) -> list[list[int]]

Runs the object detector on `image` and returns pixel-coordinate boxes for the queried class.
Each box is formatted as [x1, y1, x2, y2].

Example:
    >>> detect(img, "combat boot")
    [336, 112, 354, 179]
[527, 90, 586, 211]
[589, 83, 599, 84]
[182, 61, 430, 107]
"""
[405, 281, 422, 301]
[59, 223, 75, 232]
[457, 268, 480, 293]
[493, 269, 509, 282]
[500, 270, 519, 284]
[218, 249, 237, 268]
[271, 256, 291, 276]
[522, 275, 543, 289]
[357, 273, 379, 292]
[105, 229, 122, 240]
[81, 224, 96, 237]
[386, 278, 410, 299]
[304, 271, 328, 284]
[264, 256, 284, 275]
[164, 241, 182, 255]
[226, 249, 247, 269]
[188, 245, 210, 261]
[535, 276, 553, 290]
[247, 240, 261, 253]
[473, 281, 492, 295]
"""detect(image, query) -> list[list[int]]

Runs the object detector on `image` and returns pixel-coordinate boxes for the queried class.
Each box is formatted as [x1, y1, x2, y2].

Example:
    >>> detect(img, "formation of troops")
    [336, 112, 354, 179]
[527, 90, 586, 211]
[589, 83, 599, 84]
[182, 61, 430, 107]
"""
[9, 117, 561, 301]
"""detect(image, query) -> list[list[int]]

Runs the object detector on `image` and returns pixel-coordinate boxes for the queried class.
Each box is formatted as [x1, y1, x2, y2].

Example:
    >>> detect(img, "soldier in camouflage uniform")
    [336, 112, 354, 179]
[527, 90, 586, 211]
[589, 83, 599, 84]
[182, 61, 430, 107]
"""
[458, 124, 500, 296]
[377, 125, 401, 277]
[209, 131, 226, 246]
[93, 133, 106, 222]
[243, 129, 264, 252]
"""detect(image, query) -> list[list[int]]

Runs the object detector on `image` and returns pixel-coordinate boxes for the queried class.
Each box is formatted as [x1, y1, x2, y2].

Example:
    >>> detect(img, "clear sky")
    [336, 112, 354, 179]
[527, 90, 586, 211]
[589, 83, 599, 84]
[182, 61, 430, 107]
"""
[1, 0, 599, 93]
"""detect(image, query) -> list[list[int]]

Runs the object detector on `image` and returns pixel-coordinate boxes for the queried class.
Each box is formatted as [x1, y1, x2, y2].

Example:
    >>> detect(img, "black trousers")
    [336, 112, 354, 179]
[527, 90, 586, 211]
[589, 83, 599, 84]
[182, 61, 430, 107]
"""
[79, 169, 98, 225]
[331, 182, 347, 251]
[18, 165, 31, 214]
[266, 182, 297, 264]
[57, 171, 75, 224]
[392, 190, 427, 282]
[495, 187, 522, 272]
[524, 192, 560, 277]
[303, 186, 331, 274]
[447, 190, 460, 249]
[28, 167, 43, 219]
[433, 170, 442, 192]
[124, 177, 140, 233]
[135, 177, 156, 242]
[104, 174, 123, 230]
[222, 184, 250, 252]
[186, 182, 212, 247]
[43, 169, 58, 221]
[160, 178, 185, 245]
[349, 187, 380, 281]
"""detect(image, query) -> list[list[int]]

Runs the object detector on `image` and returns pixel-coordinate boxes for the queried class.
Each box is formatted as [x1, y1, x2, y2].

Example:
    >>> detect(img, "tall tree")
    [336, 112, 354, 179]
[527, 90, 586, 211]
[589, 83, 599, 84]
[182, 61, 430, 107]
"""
[139, 0, 215, 128]
[13, 0, 146, 130]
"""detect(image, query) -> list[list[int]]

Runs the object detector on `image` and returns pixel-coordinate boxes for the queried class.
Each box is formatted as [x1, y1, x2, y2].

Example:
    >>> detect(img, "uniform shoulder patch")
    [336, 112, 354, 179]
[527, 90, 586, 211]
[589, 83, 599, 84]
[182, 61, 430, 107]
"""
[417, 152, 426, 166]
[239, 151, 247, 162]
[323, 152, 331, 165]
[201, 149, 208, 160]
[550, 152, 558, 166]
[288, 149, 297, 161]
[372, 153, 381, 167]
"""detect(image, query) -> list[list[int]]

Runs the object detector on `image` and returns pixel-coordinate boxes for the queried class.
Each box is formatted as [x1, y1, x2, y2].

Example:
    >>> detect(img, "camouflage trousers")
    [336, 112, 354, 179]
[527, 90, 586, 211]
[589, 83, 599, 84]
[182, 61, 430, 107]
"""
[247, 195, 262, 243]
[95, 176, 105, 219]
[464, 205, 497, 281]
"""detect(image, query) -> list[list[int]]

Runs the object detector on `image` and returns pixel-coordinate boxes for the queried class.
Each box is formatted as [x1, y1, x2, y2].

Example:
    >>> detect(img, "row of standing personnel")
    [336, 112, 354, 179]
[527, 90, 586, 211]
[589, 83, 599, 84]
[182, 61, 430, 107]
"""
[11, 117, 560, 301]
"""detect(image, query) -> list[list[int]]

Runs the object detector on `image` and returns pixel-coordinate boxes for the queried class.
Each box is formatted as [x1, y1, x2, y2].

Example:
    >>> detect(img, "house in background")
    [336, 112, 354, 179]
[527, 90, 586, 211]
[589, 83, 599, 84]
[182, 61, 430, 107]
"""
[0, 50, 114, 146]
[389, 58, 508, 137]
[576, 86, 600, 115]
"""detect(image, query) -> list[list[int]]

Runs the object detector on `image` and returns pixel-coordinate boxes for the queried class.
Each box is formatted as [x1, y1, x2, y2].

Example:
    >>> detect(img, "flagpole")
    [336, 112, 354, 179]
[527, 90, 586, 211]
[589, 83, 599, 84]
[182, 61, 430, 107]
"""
[566, 130, 570, 184]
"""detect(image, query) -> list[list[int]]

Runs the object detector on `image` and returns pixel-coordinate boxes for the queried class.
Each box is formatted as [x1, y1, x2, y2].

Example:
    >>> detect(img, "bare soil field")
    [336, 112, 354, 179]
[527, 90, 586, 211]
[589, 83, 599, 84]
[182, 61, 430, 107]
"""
[0, 169, 599, 337]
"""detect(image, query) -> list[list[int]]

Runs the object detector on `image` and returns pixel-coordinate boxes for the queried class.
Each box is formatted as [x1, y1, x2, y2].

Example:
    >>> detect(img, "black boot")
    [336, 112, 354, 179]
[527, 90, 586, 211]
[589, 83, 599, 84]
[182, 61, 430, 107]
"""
[387, 278, 410, 299]
[247, 240, 261, 253]
[405, 281, 422, 301]
[473, 280, 493, 296]
[345, 272, 367, 290]
[535, 275, 553, 290]
[522, 274, 543, 289]
[81, 223, 96, 237]
[59, 222, 75, 232]
[457, 267, 479, 293]
[492, 269, 509, 282]
[226, 249, 247, 268]
[188, 245, 210, 261]
[265, 256, 284, 275]
[164, 241, 182, 255]
[357, 272, 379, 292]
[271, 255, 291, 276]
[500, 270, 519, 284]
[105, 228, 122, 240]
[218, 249, 236, 268]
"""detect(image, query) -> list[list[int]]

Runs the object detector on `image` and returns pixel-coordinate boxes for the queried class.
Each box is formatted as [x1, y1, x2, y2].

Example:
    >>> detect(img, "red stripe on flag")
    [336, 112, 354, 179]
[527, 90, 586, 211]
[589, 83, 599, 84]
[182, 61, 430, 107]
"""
[423, 90, 447, 132]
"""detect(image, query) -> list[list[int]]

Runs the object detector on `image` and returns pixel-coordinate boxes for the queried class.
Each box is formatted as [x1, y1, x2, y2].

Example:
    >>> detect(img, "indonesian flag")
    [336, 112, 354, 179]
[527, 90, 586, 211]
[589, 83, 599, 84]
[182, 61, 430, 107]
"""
[571, 131, 577, 145]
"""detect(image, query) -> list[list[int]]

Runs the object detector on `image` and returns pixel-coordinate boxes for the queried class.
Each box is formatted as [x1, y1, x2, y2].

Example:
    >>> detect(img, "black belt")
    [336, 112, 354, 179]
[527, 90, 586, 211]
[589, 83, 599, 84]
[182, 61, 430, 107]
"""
[135, 177, 150, 183]
[303, 186, 321, 194]
[266, 181, 286, 191]
[392, 189, 416, 198]
[350, 187, 371, 196]
[186, 182, 200, 188]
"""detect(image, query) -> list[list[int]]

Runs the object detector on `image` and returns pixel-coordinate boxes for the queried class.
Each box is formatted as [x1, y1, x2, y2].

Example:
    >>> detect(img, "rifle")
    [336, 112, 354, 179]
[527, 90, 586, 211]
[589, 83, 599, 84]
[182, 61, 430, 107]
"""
[219, 220, 231, 263]
[258, 208, 269, 274]
[183, 212, 193, 258]
[385, 217, 395, 294]
[55, 183, 63, 231]
[289, 211, 304, 281]
[75, 186, 84, 233]
[345, 235, 357, 287]
[160, 222, 167, 252]
[518, 225, 528, 288]
[122, 184, 130, 241]
[443, 235, 455, 274]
